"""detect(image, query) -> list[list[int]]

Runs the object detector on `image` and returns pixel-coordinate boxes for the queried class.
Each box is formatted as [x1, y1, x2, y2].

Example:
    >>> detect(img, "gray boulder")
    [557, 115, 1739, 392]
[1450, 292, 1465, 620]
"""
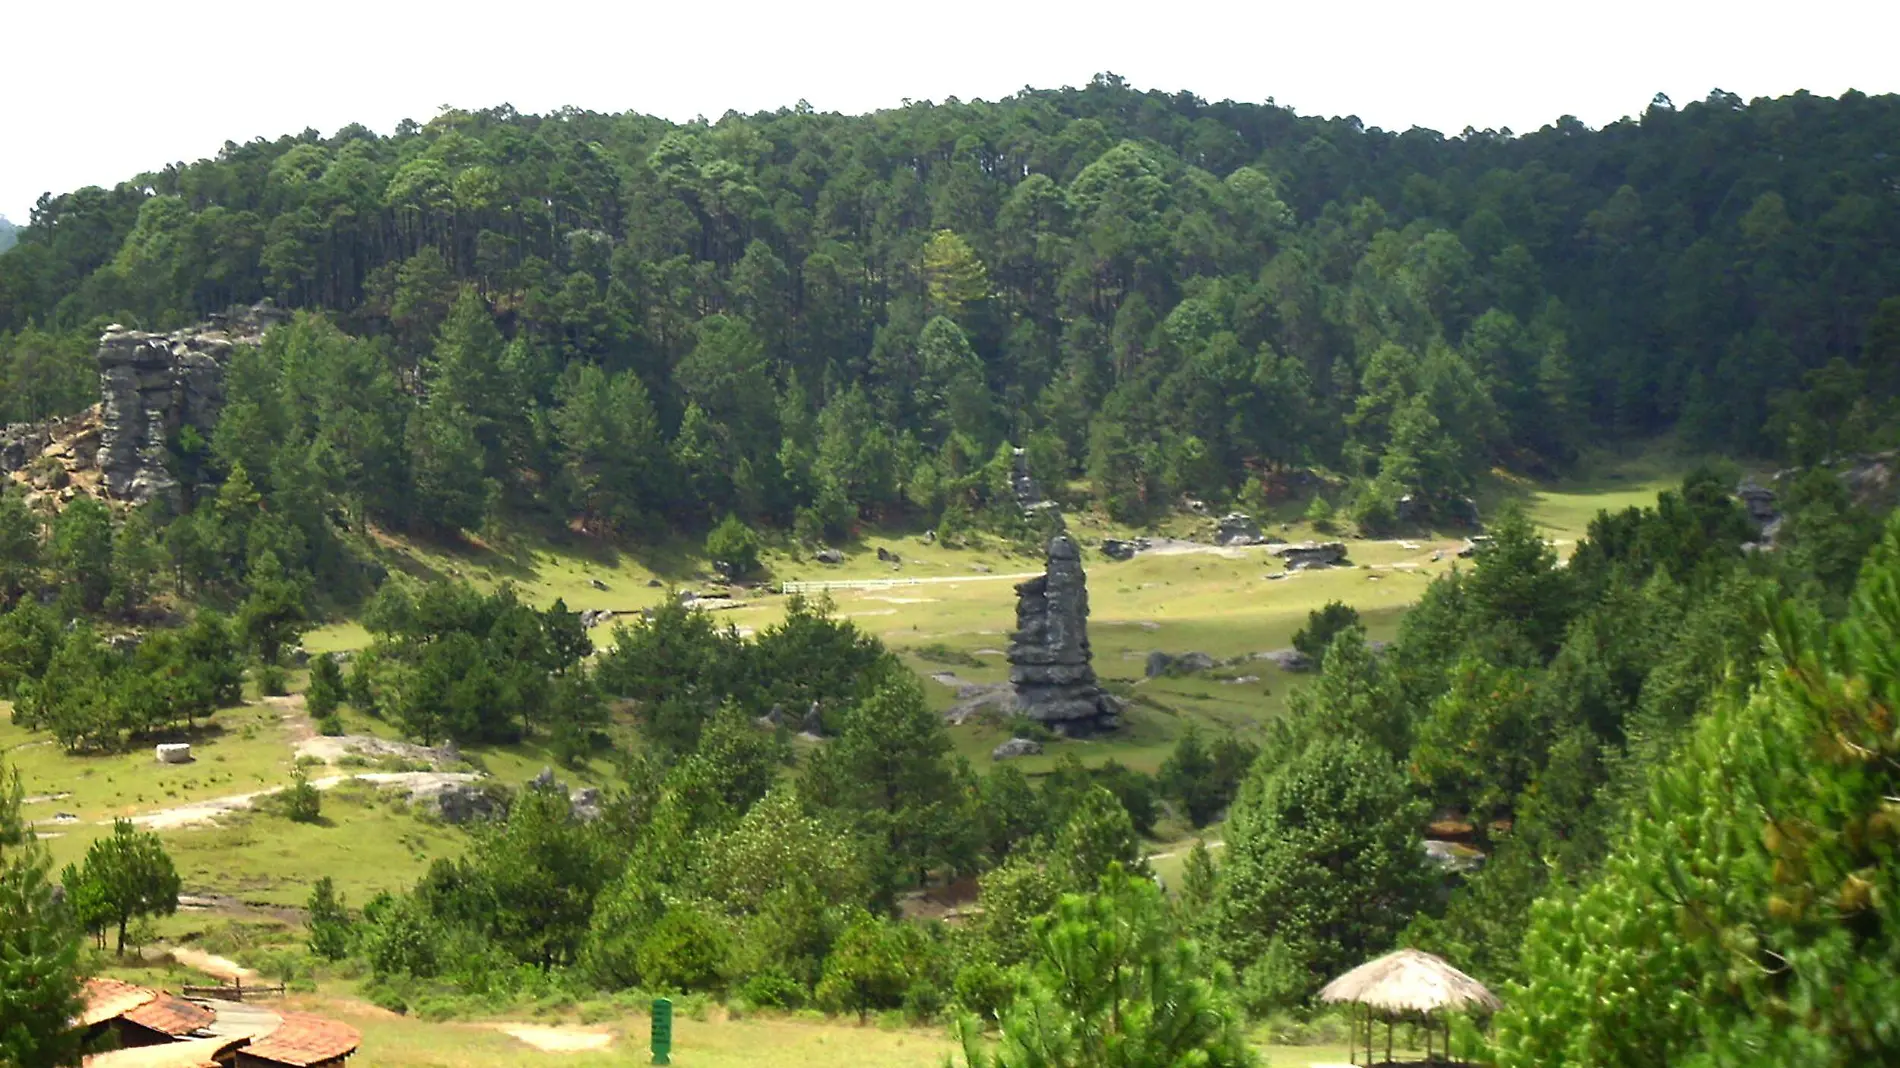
[1256, 649, 1314, 673]
[815, 548, 844, 564]
[991, 738, 1045, 761]
[1214, 512, 1264, 546]
[436, 782, 506, 824]
[1272, 541, 1348, 570]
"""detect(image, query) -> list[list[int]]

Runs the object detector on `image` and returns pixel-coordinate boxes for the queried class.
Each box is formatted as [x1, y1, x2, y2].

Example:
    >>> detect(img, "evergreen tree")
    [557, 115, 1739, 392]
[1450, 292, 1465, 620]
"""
[1215, 735, 1429, 1004]
[802, 672, 975, 889]
[954, 871, 1256, 1068]
[0, 760, 85, 1068]
[74, 818, 180, 953]
[306, 876, 352, 960]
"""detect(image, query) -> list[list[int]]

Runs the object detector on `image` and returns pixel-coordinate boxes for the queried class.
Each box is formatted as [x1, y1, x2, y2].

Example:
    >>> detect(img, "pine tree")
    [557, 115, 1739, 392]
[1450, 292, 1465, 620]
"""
[75, 818, 180, 953]
[306, 876, 352, 960]
[0, 760, 85, 1068]
[955, 871, 1256, 1068]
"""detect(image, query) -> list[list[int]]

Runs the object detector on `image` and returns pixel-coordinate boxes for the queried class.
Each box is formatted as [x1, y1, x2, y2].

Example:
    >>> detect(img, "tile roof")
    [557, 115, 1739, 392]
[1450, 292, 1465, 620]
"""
[240, 1013, 361, 1066]
[84, 1035, 248, 1068]
[78, 978, 158, 1028]
[123, 992, 218, 1036]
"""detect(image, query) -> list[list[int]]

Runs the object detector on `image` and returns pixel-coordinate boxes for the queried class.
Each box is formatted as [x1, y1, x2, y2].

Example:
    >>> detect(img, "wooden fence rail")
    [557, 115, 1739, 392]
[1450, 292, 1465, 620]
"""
[181, 980, 286, 1001]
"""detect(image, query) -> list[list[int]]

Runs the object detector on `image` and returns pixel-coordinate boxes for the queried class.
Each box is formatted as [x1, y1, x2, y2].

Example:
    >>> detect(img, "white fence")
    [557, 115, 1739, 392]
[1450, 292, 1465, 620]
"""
[780, 578, 925, 594]
[780, 572, 1040, 595]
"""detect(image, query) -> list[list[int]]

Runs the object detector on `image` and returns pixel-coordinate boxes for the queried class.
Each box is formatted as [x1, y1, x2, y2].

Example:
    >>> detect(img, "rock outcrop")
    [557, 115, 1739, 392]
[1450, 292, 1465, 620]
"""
[1214, 512, 1265, 546]
[1270, 540, 1348, 570]
[0, 302, 284, 509]
[1736, 480, 1782, 547]
[1008, 534, 1121, 735]
[96, 304, 285, 505]
[991, 737, 1044, 761]
[1101, 537, 1150, 561]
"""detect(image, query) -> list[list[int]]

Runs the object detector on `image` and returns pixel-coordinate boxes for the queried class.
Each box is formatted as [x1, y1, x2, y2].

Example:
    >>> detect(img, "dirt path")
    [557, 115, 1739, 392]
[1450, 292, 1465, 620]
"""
[493, 1024, 615, 1052]
[1145, 840, 1227, 862]
[128, 771, 481, 829]
[162, 944, 259, 982]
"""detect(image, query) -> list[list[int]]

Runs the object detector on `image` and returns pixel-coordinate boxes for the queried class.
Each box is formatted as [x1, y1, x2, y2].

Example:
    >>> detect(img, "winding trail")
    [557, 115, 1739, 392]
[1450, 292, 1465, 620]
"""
[127, 771, 481, 830]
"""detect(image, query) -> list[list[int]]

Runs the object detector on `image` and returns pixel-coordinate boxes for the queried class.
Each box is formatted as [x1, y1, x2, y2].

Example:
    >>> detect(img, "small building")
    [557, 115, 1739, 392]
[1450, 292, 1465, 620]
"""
[85, 1036, 249, 1068]
[233, 1013, 361, 1068]
[79, 979, 217, 1051]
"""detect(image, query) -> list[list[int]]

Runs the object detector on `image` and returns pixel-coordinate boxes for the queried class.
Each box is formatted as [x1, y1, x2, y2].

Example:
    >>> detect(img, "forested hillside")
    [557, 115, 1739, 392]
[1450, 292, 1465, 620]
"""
[2, 79, 1897, 543]
[0, 216, 17, 255]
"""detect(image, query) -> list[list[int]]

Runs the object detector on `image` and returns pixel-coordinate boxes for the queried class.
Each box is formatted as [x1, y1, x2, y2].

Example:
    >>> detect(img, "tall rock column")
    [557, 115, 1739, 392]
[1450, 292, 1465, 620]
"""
[1008, 534, 1121, 735]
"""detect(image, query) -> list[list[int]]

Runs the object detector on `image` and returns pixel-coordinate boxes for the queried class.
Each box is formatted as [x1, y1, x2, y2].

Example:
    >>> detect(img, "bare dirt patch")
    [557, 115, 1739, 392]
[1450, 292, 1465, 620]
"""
[493, 1024, 615, 1053]
[128, 772, 481, 829]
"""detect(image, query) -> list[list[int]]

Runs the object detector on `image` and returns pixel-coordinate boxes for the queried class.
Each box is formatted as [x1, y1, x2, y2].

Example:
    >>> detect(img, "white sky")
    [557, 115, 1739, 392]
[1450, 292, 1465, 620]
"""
[4, 0, 1897, 223]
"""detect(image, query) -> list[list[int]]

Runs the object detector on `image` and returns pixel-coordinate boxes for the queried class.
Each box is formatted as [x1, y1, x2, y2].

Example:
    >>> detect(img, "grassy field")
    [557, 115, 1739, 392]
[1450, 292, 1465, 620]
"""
[7, 450, 1689, 1066]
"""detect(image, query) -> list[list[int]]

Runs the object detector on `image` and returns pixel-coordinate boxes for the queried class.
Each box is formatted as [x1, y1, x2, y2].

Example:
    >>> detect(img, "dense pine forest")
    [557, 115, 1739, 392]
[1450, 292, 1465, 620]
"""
[2, 78, 1900, 1068]
[3, 78, 1899, 544]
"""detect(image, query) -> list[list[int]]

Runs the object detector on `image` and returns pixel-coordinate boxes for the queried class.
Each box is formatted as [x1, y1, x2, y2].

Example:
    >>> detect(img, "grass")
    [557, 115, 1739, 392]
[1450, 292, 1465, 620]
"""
[282, 995, 959, 1068]
[260, 986, 1409, 1068]
[161, 780, 471, 908]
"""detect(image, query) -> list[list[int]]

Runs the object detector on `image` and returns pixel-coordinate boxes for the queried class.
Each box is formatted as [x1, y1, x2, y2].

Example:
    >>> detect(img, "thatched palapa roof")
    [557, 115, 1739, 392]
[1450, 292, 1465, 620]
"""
[1318, 949, 1501, 1015]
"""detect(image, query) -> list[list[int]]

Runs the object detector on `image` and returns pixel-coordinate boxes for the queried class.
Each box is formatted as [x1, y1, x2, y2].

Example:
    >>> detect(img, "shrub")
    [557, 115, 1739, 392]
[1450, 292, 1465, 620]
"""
[636, 904, 730, 992]
[280, 767, 322, 824]
[1304, 494, 1336, 533]
[737, 968, 806, 1010]
[705, 514, 762, 579]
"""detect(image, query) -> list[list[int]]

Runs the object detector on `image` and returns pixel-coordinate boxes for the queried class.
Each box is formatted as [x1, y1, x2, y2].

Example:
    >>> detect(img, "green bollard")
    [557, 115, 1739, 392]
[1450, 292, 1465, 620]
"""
[651, 997, 673, 1065]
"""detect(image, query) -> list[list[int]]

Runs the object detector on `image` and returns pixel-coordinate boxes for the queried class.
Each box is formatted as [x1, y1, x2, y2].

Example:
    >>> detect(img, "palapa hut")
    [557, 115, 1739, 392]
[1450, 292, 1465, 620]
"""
[1318, 948, 1500, 1065]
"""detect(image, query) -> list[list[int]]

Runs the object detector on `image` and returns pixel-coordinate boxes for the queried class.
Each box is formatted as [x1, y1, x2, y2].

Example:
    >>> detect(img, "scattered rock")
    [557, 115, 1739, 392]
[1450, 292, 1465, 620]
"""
[922, 529, 937, 544]
[991, 737, 1045, 761]
[1008, 534, 1121, 735]
[1214, 512, 1265, 546]
[569, 787, 602, 822]
[1457, 535, 1494, 558]
[971, 564, 992, 573]
[155, 743, 193, 764]
[1101, 536, 1153, 560]
[579, 609, 615, 629]
[1184, 498, 1209, 515]
[589, 578, 610, 591]
[815, 548, 845, 564]
[646, 578, 663, 588]
[436, 781, 508, 825]
[1424, 839, 1486, 874]
[1271, 541, 1348, 570]
[876, 546, 900, 563]
[1256, 649, 1314, 672]
[1147, 651, 1215, 677]
[1221, 675, 1261, 685]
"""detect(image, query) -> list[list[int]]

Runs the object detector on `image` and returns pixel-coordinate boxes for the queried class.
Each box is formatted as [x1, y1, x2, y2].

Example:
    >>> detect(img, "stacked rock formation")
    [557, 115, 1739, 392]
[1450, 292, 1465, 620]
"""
[1008, 534, 1121, 734]
[0, 303, 285, 508]
[98, 305, 285, 504]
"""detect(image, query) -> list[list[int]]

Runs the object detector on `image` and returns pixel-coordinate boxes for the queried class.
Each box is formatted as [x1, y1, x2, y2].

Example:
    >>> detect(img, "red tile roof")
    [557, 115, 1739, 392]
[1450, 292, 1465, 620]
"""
[241, 1013, 361, 1066]
[78, 978, 158, 1027]
[123, 992, 217, 1036]
[84, 1036, 247, 1068]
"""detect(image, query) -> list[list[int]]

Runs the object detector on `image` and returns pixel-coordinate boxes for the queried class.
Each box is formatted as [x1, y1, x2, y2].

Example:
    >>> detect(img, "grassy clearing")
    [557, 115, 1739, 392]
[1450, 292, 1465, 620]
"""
[285, 995, 958, 1068]
[160, 780, 471, 908]
[262, 986, 1403, 1068]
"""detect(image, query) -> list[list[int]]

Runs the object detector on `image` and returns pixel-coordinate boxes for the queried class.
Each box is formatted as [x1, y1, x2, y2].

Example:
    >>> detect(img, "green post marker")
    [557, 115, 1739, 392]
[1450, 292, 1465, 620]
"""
[651, 996, 673, 1065]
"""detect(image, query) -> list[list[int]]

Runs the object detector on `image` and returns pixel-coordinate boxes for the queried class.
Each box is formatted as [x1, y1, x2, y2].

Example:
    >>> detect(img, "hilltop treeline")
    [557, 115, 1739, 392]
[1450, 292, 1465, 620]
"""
[2, 79, 1899, 539]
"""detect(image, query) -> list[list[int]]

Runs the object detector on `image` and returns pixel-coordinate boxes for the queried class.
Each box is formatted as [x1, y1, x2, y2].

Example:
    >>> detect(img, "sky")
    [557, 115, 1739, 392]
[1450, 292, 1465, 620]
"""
[4, 0, 1898, 222]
